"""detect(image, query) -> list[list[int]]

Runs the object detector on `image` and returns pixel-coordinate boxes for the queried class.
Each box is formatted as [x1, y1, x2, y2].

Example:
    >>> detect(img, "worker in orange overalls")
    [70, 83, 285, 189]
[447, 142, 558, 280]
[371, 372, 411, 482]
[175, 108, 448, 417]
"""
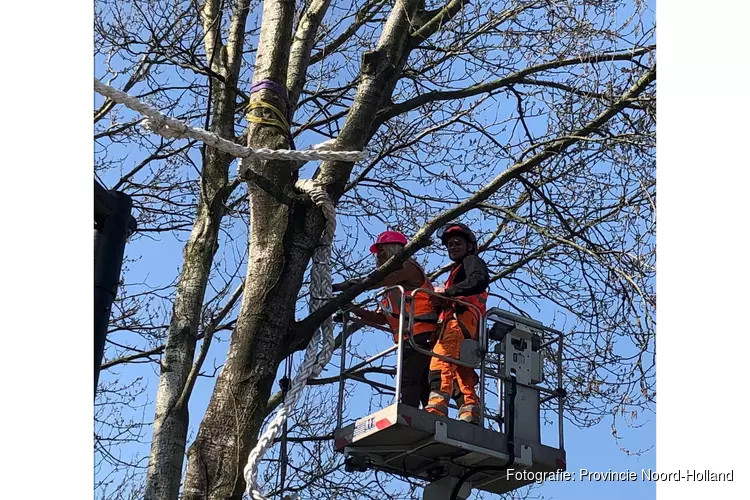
[333, 231, 440, 408]
[425, 223, 489, 424]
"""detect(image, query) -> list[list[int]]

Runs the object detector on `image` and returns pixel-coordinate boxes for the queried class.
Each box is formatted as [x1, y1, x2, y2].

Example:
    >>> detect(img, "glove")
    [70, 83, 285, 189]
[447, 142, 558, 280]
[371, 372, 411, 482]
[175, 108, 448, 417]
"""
[431, 286, 451, 309]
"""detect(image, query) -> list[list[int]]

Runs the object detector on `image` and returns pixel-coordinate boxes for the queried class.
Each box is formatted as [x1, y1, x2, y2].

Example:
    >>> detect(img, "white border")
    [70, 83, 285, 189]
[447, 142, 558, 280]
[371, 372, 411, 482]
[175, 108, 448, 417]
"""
[658, 1, 749, 498]
[0, 2, 92, 498]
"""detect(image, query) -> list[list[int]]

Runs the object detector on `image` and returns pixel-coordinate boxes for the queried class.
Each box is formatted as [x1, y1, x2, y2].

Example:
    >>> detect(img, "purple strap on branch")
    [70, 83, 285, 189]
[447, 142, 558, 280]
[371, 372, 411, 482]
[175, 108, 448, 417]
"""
[248, 78, 295, 146]
[249, 79, 288, 100]
[249, 79, 292, 120]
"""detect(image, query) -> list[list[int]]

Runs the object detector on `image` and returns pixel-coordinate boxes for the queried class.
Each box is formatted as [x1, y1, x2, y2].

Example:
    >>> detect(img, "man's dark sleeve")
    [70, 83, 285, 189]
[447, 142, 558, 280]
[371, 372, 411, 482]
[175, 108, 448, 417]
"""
[445, 255, 490, 297]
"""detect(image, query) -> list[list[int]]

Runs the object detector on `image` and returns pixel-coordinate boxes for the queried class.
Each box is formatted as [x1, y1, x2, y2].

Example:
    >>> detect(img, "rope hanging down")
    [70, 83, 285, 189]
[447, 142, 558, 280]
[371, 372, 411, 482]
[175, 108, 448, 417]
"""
[242, 179, 337, 500]
[94, 78, 365, 163]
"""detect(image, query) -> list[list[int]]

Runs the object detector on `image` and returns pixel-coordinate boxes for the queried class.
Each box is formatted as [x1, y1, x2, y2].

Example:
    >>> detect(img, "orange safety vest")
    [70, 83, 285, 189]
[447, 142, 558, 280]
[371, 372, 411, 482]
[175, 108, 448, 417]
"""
[379, 264, 439, 343]
[440, 263, 488, 339]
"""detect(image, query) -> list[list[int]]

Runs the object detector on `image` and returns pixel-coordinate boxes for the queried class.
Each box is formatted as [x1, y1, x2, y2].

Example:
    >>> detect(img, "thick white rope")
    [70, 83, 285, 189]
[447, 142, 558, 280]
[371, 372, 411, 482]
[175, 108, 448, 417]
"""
[243, 179, 337, 500]
[94, 78, 365, 163]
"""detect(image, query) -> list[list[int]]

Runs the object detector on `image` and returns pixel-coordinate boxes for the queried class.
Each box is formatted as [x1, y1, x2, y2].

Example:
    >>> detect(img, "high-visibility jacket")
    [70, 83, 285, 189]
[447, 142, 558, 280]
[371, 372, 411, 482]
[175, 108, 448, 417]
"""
[380, 265, 439, 343]
[440, 264, 488, 339]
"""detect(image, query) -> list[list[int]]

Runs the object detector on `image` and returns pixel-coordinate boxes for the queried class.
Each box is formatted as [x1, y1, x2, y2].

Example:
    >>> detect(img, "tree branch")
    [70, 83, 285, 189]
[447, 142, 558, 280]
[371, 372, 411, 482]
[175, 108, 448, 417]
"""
[200, 0, 226, 74]
[377, 46, 655, 123]
[287, 0, 332, 109]
[226, 0, 252, 77]
[409, 0, 467, 47]
[95, 54, 153, 124]
[101, 345, 165, 370]
[308, 0, 387, 65]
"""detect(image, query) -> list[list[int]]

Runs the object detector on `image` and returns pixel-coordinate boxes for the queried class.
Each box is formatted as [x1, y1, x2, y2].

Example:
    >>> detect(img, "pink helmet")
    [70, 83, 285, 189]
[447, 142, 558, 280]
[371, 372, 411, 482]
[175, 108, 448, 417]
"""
[370, 230, 408, 253]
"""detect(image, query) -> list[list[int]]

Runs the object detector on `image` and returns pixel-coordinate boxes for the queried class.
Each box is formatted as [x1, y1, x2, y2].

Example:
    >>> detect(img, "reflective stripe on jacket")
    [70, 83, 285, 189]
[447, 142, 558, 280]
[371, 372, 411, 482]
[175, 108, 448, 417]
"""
[440, 264, 488, 339]
[380, 264, 439, 342]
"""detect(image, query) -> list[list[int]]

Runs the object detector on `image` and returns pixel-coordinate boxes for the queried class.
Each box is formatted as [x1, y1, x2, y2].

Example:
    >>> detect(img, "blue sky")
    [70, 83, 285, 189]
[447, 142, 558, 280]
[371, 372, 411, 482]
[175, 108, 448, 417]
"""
[94, 1, 656, 498]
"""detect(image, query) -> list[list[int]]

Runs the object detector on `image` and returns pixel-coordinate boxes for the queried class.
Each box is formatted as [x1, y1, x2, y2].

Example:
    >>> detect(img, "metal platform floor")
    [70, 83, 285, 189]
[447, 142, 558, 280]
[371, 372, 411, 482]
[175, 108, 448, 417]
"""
[334, 404, 566, 495]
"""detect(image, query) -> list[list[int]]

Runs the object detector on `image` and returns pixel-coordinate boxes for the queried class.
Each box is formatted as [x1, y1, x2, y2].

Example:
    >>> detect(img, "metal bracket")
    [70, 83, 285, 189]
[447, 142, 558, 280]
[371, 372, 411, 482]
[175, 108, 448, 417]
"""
[514, 444, 533, 468]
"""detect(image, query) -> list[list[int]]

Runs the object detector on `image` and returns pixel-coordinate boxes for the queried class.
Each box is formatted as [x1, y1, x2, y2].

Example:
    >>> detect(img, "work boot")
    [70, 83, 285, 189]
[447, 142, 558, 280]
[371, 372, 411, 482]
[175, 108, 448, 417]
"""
[425, 390, 450, 416]
[458, 404, 481, 425]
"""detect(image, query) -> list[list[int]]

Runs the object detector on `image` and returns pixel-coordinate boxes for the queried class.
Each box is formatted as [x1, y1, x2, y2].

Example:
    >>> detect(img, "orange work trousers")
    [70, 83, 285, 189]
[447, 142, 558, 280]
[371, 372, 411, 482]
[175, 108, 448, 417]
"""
[425, 318, 478, 416]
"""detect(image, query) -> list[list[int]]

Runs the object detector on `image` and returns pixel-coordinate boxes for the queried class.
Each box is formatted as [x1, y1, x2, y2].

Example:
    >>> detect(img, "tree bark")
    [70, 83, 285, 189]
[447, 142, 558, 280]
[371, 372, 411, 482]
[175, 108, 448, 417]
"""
[182, 1, 321, 498]
[287, 0, 331, 110]
[144, 2, 251, 499]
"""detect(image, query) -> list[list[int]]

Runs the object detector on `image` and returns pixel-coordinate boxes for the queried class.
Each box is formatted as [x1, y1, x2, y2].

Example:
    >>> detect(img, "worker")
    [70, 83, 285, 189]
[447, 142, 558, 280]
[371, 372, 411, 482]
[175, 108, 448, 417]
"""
[426, 223, 489, 425]
[332, 231, 439, 409]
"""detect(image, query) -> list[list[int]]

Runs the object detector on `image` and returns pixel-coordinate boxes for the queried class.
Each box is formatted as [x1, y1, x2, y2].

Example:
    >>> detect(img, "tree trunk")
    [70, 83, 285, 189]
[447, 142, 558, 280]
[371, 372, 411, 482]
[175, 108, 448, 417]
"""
[182, 195, 325, 499]
[182, 1, 320, 499]
[144, 1, 251, 497]
[182, 1, 425, 498]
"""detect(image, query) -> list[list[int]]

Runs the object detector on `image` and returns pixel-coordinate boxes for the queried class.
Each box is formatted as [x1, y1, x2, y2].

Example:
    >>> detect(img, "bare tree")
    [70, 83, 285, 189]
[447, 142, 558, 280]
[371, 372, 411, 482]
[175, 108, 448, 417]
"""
[94, 0, 655, 499]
